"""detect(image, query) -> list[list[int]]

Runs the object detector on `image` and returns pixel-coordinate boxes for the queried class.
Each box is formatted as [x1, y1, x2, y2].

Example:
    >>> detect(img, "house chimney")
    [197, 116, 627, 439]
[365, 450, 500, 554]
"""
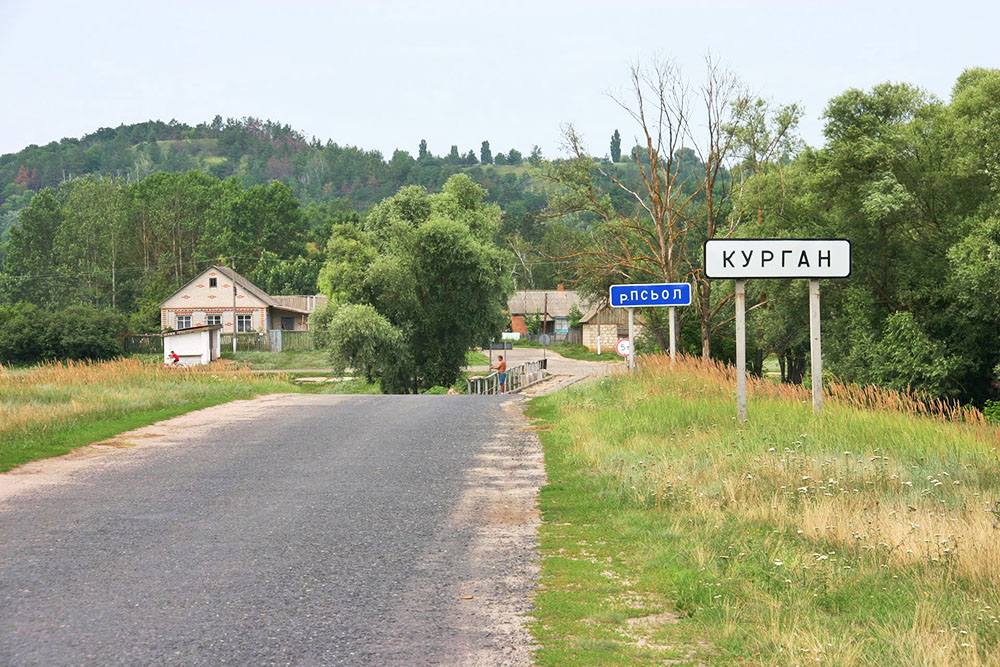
[557, 283, 564, 292]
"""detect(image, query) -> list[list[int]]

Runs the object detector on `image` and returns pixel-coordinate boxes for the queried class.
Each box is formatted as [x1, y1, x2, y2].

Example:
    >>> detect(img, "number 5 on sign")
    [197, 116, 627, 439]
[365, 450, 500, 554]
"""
[616, 339, 631, 358]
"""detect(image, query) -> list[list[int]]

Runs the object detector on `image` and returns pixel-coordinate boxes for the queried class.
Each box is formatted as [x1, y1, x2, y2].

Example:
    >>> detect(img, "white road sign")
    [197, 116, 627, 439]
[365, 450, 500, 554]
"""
[616, 338, 631, 358]
[704, 239, 851, 279]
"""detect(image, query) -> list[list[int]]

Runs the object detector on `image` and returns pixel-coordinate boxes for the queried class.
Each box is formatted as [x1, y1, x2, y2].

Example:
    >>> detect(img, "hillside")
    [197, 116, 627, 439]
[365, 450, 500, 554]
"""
[0, 117, 547, 242]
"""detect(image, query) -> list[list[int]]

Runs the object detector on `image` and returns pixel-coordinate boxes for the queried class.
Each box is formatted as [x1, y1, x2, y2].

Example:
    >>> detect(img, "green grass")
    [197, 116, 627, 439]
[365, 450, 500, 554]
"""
[0, 358, 298, 472]
[515, 339, 622, 363]
[465, 350, 490, 366]
[222, 349, 332, 369]
[309, 379, 381, 394]
[527, 356, 1000, 665]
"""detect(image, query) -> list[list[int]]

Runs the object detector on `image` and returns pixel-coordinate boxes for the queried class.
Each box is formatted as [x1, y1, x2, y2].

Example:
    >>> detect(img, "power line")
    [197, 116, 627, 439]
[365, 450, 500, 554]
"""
[0, 254, 325, 282]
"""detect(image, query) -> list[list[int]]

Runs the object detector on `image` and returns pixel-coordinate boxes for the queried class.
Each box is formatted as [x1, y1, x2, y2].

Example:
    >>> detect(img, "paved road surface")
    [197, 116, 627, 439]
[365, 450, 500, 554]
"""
[0, 394, 543, 666]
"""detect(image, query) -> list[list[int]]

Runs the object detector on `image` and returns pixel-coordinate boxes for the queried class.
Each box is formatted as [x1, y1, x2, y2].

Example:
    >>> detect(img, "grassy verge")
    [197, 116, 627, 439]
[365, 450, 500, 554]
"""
[465, 350, 491, 366]
[527, 356, 1000, 665]
[515, 339, 622, 362]
[221, 349, 332, 369]
[0, 358, 298, 472]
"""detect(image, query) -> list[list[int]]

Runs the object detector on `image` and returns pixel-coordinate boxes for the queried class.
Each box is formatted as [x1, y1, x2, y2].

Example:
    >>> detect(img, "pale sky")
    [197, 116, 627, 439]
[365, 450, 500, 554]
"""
[1, 0, 996, 160]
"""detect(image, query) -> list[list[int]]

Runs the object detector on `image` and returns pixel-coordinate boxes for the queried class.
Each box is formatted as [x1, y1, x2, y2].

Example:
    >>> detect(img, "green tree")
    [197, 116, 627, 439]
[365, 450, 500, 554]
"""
[316, 175, 513, 393]
[610, 129, 621, 162]
[480, 141, 493, 165]
[0, 189, 63, 304]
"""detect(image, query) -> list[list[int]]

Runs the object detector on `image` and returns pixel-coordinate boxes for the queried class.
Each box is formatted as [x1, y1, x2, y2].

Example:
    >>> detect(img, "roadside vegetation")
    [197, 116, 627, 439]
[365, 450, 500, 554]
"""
[515, 339, 622, 363]
[528, 356, 1000, 664]
[464, 350, 490, 366]
[0, 358, 296, 472]
[222, 349, 331, 370]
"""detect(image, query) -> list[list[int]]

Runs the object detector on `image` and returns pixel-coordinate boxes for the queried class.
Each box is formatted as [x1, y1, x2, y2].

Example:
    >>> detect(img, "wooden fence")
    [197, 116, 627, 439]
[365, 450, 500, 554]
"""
[220, 333, 270, 351]
[122, 335, 164, 355]
[125, 330, 315, 355]
[280, 330, 314, 351]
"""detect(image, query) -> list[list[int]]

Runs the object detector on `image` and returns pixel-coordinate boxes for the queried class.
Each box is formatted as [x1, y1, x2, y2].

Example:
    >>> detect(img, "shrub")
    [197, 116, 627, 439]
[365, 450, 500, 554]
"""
[0, 303, 48, 364]
[0, 303, 125, 365]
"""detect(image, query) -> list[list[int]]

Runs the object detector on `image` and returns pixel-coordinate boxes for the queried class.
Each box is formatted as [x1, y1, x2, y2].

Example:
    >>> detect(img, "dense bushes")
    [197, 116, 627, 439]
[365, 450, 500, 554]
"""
[0, 303, 126, 365]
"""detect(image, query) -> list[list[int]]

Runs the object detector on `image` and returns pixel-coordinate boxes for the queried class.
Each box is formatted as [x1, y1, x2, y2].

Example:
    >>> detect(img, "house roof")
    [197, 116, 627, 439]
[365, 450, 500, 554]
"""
[508, 289, 588, 320]
[162, 324, 223, 337]
[579, 300, 607, 324]
[580, 299, 646, 325]
[214, 265, 281, 308]
[271, 294, 328, 313]
[160, 265, 321, 315]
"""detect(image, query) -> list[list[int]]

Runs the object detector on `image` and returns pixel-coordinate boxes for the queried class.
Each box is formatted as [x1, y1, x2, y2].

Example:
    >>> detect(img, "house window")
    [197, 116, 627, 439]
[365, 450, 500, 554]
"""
[176, 314, 191, 329]
[206, 314, 221, 326]
[236, 314, 253, 332]
[280, 316, 295, 331]
[209, 277, 217, 288]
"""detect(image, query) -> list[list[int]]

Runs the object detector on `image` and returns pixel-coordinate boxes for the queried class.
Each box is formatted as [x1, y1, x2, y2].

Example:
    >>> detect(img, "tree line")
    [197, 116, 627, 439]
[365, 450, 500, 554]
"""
[544, 60, 1000, 406]
[3, 63, 999, 405]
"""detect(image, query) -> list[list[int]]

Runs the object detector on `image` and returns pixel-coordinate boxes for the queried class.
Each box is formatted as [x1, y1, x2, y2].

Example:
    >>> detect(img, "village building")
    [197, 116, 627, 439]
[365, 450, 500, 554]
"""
[579, 300, 646, 352]
[162, 324, 222, 366]
[507, 286, 588, 341]
[159, 266, 327, 334]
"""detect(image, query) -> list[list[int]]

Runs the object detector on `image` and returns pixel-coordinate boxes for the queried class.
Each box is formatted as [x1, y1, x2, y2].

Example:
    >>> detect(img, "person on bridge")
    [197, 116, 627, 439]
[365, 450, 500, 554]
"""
[491, 355, 507, 393]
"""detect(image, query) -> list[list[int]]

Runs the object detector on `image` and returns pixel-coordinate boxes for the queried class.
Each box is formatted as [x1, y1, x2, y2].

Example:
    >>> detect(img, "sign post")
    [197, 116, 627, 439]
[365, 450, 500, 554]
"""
[609, 282, 693, 368]
[704, 239, 851, 420]
[735, 279, 747, 422]
[809, 279, 822, 414]
[627, 308, 635, 371]
[668, 307, 677, 362]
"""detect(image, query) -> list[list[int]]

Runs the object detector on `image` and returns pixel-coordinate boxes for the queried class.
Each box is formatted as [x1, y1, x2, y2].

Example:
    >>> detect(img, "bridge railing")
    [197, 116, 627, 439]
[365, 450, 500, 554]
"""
[466, 360, 548, 395]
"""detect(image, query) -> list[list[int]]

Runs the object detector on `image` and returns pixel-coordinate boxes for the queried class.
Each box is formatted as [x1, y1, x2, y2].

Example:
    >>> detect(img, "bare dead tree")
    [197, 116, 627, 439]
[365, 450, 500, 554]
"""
[543, 59, 702, 352]
[689, 54, 752, 359]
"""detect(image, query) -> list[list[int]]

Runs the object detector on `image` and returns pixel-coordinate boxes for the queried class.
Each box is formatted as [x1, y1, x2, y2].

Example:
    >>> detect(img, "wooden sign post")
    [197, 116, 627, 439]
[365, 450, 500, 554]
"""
[704, 239, 851, 421]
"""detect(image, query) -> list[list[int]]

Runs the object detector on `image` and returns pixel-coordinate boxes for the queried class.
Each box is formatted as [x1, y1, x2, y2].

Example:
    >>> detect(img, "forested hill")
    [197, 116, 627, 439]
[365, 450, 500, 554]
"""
[0, 116, 546, 238]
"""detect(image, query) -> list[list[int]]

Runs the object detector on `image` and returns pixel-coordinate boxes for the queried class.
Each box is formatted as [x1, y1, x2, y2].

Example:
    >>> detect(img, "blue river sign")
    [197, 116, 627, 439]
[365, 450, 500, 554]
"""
[609, 282, 692, 308]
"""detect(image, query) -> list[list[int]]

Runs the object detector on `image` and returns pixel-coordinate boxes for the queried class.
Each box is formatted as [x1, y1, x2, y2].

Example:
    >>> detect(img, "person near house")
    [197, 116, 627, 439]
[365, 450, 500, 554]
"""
[169, 350, 180, 366]
[491, 355, 507, 393]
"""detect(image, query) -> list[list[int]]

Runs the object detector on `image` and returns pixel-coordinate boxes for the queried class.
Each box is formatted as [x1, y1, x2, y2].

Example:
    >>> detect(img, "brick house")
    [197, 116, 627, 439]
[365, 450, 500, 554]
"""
[579, 300, 646, 352]
[507, 286, 588, 339]
[159, 266, 327, 334]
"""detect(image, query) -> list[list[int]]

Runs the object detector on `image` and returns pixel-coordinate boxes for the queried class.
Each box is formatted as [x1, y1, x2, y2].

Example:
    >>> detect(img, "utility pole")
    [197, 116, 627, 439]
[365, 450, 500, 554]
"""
[543, 292, 548, 361]
[231, 258, 238, 354]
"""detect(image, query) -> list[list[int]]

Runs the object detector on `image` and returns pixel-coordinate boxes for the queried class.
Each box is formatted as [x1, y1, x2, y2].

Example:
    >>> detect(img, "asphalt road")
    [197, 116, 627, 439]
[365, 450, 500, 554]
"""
[0, 394, 541, 666]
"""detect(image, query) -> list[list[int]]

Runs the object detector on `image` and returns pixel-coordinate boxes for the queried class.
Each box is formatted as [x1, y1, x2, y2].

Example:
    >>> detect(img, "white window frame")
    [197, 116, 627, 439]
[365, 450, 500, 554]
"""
[206, 314, 221, 326]
[236, 314, 253, 333]
[176, 314, 191, 329]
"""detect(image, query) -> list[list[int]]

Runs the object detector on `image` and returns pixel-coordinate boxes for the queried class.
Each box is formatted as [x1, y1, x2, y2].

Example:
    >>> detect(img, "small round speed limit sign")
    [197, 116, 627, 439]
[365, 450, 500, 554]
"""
[616, 338, 631, 357]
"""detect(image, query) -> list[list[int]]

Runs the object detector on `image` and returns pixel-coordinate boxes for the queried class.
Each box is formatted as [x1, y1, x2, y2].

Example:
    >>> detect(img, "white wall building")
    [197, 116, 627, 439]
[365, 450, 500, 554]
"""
[160, 265, 326, 334]
[163, 325, 222, 366]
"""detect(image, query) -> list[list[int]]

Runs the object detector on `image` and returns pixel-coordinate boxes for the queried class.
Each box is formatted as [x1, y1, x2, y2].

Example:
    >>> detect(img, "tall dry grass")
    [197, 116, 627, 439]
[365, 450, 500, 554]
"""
[537, 354, 1000, 663]
[0, 358, 291, 470]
